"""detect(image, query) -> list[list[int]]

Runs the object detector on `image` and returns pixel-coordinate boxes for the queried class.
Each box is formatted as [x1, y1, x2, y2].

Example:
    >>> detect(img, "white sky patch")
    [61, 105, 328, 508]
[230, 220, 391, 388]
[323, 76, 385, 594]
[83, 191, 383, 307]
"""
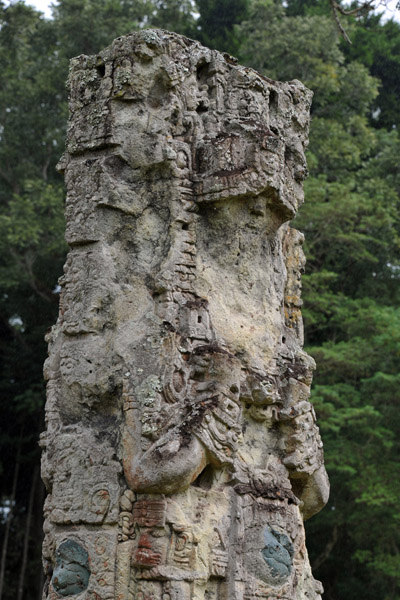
[381, 0, 400, 21]
[4, 0, 53, 18]
[3, 0, 400, 25]
[8, 315, 25, 332]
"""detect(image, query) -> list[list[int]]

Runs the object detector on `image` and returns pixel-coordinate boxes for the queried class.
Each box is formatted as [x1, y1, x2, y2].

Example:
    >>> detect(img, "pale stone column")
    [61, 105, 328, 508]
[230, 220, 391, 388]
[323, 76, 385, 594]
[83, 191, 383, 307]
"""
[41, 30, 329, 600]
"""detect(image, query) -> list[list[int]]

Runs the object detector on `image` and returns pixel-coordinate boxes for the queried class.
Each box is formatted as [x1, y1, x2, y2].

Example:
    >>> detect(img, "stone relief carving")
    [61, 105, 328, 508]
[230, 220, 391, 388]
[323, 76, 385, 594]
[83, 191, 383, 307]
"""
[42, 29, 329, 600]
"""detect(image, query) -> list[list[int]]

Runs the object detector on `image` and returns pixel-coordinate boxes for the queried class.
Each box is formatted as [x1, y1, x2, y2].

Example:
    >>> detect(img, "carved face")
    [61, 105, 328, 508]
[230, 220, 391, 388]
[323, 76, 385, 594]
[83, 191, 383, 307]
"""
[243, 512, 298, 589]
[261, 526, 294, 584]
[51, 540, 90, 597]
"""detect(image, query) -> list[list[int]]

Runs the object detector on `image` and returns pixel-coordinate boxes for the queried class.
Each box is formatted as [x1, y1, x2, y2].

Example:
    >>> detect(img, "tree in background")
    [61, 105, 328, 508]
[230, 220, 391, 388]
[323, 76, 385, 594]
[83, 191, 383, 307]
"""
[195, 0, 250, 54]
[0, 4, 67, 598]
[0, 0, 399, 598]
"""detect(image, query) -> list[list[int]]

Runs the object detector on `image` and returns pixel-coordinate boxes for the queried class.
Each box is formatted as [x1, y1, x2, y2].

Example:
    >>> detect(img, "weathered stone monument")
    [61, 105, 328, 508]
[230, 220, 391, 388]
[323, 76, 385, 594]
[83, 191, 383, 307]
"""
[41, 29, 329, 600]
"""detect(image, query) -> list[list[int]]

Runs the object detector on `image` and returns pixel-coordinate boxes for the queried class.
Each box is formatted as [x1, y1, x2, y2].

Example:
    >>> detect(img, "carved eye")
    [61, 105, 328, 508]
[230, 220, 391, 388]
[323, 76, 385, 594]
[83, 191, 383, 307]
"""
[172, 370, 185, 393]
[223, 398, 240, 418]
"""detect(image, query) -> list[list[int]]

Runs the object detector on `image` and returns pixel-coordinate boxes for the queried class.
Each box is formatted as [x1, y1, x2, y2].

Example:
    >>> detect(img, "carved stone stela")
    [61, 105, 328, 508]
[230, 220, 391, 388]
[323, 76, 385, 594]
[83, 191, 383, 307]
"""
[41, 30, 329, 600]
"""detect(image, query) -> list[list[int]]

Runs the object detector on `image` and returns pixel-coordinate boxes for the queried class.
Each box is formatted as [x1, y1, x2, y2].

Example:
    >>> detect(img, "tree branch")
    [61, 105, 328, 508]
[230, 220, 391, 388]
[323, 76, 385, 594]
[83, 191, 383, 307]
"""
[329, 0, 379, 44]
[330, 0, 353, 44]
[312, 524, 339, 571]
[332, 0, 376, 16]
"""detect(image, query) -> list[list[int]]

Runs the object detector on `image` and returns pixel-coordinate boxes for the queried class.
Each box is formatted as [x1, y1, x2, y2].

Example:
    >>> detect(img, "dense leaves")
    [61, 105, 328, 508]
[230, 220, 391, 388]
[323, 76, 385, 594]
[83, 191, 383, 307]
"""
[0, 1, 399, 598]
[195, 0, 250, 53]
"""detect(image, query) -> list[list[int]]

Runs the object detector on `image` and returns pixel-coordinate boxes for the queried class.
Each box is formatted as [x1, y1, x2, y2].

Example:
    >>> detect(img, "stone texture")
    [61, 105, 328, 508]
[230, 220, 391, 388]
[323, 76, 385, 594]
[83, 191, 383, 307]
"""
[41, 29, 329, 600]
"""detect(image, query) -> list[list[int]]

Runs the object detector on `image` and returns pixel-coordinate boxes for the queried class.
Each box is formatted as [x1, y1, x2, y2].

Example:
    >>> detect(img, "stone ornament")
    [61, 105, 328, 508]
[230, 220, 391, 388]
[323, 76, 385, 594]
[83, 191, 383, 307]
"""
[41, 29, 329, 600]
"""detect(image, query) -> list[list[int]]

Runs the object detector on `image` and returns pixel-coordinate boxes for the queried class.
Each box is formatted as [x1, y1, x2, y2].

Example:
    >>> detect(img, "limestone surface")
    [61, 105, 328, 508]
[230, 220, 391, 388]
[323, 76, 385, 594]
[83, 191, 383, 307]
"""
[41, 29, 329, 600]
